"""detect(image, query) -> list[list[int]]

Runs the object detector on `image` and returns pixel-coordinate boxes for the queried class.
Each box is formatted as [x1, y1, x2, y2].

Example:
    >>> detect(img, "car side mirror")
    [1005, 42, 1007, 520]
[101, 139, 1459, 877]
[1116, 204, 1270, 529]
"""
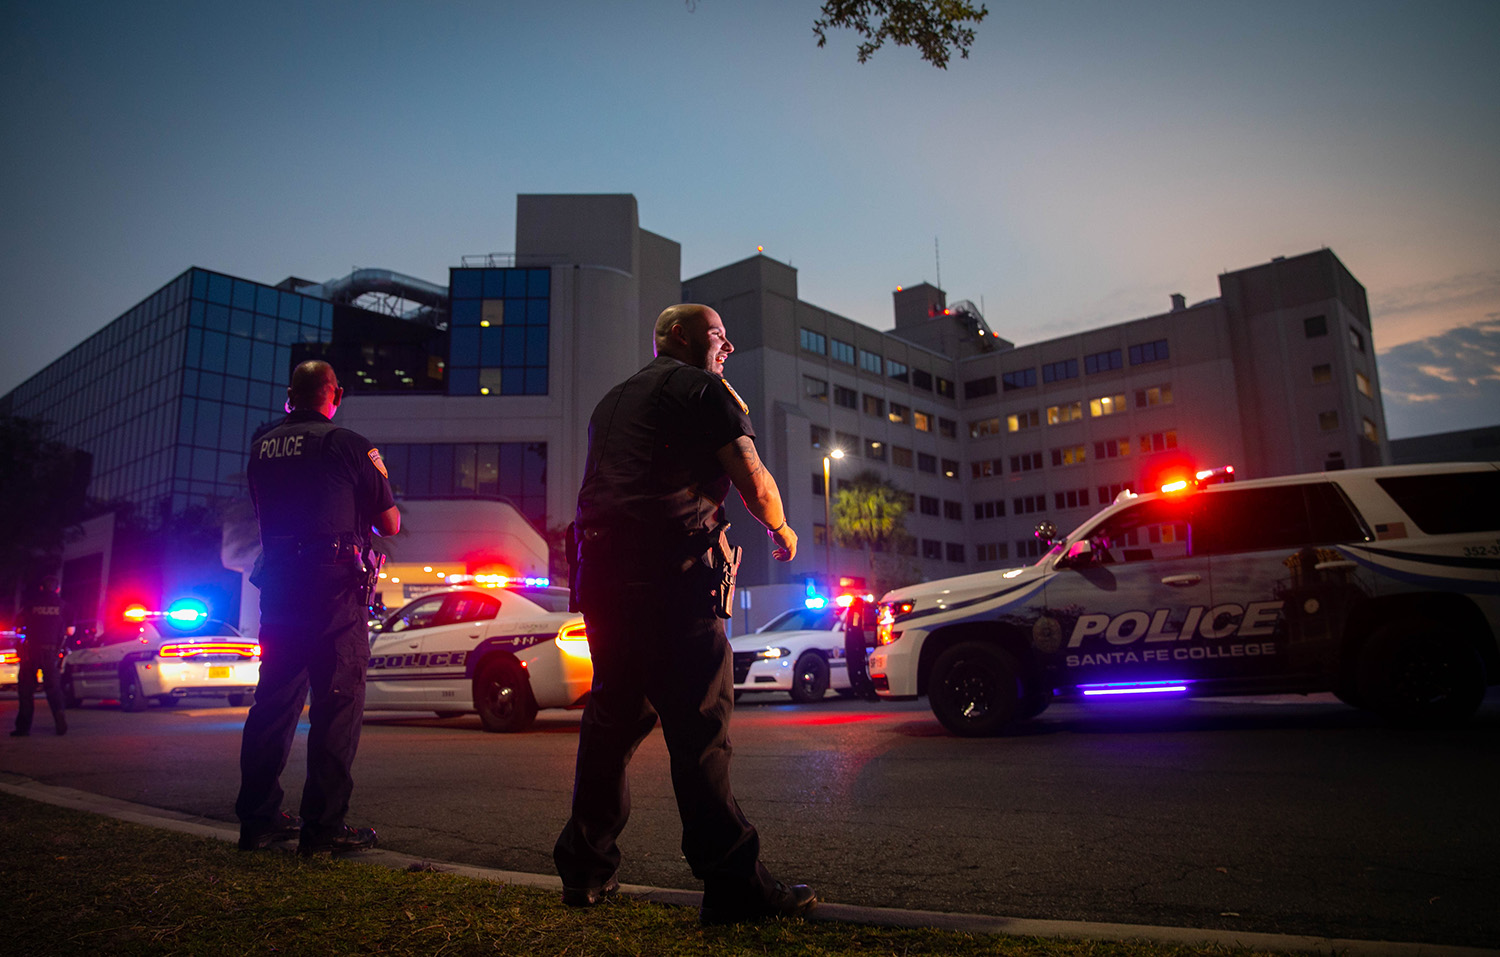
[1058, 539, 1094, 569]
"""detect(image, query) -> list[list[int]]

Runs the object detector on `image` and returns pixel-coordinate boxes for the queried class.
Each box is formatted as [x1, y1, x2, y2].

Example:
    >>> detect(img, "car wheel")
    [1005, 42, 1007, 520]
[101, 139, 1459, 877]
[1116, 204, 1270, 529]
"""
[788, 652, 830, 703]
[473, 658, 538, 733]
[120, 670, 148, 713]
[434, 710, 466, 719]
[929, 641, 1021, 736]
[62, 671, 82, 709]
[228, 693, 253, 707]
[1356, 619, 1485, 726]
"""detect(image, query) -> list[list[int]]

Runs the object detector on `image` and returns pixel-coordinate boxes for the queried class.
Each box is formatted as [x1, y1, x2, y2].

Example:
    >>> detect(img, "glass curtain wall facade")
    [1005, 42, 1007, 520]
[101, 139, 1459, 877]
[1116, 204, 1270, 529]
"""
[447, 267, 550, 396]
[2, 267, 333, 516]
[378, 442, 548, 526]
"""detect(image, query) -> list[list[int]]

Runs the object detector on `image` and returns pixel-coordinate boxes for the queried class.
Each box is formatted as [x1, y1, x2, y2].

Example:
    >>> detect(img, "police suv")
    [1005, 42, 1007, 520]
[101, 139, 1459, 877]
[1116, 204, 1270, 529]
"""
[868, 463, 1500, 735]
[365, 584, 591, 732]
[62, 603, 261, 711]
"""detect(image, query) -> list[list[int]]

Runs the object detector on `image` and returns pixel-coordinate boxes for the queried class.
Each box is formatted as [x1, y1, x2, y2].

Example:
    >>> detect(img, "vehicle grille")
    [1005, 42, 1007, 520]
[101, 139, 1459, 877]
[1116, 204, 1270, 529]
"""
[732, 652, 756, 684]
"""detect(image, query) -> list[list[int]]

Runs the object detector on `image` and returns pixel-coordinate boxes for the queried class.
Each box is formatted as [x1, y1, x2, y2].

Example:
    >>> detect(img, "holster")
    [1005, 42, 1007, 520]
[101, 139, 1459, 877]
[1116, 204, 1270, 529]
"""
[708, 523, 742, 620]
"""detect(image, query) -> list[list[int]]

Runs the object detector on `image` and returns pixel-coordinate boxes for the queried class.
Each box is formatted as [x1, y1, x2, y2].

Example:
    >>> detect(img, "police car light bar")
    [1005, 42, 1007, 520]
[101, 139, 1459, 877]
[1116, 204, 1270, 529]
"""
[445, 574, 552, 588]
[124, 599, 209, 624]
[1079, 680, 1191, 697]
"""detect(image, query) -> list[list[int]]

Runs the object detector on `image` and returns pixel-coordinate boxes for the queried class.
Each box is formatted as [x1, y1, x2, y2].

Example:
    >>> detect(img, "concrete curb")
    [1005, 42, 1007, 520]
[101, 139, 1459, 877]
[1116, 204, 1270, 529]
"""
[1, 774, 1493, 957]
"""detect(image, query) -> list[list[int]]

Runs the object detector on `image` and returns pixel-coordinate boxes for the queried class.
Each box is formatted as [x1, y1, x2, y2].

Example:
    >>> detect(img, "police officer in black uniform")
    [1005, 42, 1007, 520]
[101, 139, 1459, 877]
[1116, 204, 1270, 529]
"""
[553, 304, 816, 925]
[10, 575, 73, 737]
[235, 360, 399, 854]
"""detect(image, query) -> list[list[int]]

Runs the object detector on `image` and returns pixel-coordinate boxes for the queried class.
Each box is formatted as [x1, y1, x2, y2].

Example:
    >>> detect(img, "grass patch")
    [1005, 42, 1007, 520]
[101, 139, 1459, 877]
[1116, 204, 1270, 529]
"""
[0, 791, 1299, 957]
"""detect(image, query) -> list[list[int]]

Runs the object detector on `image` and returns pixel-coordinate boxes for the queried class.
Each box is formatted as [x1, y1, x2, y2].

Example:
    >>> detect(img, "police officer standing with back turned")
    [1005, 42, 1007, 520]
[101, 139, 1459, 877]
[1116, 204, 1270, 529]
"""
[235, 360, 399, 854]
[10, 575, 73, 737]
[553, 304, 816, 925]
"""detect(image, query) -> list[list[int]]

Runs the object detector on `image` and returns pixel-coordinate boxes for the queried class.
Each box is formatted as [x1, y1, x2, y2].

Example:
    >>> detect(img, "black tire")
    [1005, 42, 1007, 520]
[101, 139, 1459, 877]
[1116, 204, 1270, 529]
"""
[929, 641, 1022, 736]
[61, 671, 82, 709]
[434, 710, 466, 719]
[788, 652, 830, 703]
[155, 696, 179, 708]
[228, 693, 253, 707]
[473, 657, 538, 732]
[1356, 619, 1485, 726]
[120, 670, 148, 713]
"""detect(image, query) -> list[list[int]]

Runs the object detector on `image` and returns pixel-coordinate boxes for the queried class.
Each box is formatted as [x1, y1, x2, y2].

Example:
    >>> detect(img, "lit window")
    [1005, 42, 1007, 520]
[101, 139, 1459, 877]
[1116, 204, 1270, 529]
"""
[1312, 364, 1333, 385]
[1355, 371, 1372, 397]
[1089, 394, 1126, 417]
[913, 411, 932, 432]
[1007, 410, 1040, 432]
[1047, 401, 1083, 425]
[1363, 417, 1378, 442]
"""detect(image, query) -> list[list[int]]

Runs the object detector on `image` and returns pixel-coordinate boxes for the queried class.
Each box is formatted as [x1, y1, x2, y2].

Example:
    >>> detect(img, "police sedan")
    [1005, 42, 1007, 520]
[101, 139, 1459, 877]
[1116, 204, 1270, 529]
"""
[61, 603, 261, 710]
[732, 604, 857, 703]
[1, 630, 20, 691]
[365, 584, 591, 732]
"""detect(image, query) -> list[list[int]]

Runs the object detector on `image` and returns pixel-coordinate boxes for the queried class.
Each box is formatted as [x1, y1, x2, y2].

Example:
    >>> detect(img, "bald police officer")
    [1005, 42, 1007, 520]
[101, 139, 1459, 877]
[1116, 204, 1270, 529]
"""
[10, 575, 73, 737]
[236, 360, 399, 854]
[553, 304, 816, 924]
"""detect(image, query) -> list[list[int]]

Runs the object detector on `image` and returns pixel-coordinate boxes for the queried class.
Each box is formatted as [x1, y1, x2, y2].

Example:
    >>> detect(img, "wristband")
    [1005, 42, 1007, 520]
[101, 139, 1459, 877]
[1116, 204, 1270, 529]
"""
[767, 521, 787, 535]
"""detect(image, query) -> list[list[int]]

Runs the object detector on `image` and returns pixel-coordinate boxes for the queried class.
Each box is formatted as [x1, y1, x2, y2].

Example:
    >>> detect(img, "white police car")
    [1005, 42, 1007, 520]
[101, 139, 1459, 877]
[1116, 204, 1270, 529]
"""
[732, 604, 857, 702]
[62, 602, 261, 711]
[869, 463, 1500, 735]
[365, 584, 591, 732]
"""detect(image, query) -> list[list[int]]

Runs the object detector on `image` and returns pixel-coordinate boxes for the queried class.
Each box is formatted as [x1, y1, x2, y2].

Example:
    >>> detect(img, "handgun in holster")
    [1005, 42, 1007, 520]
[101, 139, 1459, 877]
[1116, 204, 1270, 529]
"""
[708, 523, 742, 620]
[359, 543, 386, 606]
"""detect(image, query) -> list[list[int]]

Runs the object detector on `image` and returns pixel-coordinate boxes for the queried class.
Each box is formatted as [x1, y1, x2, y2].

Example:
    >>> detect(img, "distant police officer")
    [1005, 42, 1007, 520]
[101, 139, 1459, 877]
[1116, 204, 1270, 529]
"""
[235, 360, 399, 854]
[10, 575, 73, 737]
[553, 304, 816, 925]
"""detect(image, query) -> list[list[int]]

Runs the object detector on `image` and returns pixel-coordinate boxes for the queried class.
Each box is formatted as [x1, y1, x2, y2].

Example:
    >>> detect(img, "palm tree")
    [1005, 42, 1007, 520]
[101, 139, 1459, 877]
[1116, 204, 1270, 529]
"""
[831, 470, 916, 595]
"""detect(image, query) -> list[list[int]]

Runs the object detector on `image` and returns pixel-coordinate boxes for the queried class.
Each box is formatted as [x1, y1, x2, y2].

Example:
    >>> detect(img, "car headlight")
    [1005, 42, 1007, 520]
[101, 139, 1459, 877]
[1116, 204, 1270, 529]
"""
[755, 647, 791, 659]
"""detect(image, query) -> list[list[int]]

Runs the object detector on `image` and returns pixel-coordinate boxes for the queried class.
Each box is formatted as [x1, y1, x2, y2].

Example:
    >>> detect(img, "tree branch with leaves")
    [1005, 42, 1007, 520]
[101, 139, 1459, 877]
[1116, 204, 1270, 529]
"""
[813, 0, 988, 68]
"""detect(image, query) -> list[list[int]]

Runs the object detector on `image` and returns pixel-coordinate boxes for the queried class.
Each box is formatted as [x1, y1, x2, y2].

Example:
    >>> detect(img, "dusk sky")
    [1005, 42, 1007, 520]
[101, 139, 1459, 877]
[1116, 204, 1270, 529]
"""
[3, 0, 1497, 439]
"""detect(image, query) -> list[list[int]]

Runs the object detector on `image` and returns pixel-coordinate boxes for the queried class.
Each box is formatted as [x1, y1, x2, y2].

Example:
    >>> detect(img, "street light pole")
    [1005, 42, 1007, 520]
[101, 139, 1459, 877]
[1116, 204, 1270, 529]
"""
[822, 448, 843, 591]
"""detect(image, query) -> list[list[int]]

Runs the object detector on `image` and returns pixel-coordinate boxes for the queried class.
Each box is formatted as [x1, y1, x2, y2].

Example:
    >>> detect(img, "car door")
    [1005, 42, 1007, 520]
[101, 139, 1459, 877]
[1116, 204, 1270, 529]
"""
[1041, 495, 1212, 688]
[408, 592, 502, 710]
[366, 594, 450, 708]
[1197, 482, 1371, 682]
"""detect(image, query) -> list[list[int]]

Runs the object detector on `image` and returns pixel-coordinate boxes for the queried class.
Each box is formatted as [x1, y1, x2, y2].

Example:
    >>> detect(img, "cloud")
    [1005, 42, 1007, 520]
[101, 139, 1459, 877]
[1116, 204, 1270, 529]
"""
[1378, 318, 1500, 438]
[1371, 270, 1500, 349]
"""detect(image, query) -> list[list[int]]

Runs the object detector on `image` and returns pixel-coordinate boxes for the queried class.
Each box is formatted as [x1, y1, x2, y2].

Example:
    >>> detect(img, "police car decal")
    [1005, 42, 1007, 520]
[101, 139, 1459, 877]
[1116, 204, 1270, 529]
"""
[895, 576, 1047, 626]
[368, 633, 558, 678]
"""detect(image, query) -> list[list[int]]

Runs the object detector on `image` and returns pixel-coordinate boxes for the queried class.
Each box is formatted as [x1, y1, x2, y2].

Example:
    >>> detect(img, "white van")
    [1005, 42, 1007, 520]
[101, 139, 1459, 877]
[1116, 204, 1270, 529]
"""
[867, 463, 1500, 735]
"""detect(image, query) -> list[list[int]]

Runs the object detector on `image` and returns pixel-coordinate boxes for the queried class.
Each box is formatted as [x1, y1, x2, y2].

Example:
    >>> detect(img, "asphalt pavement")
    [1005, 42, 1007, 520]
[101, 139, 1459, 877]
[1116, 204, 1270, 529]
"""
[2, 689, 1498, 954]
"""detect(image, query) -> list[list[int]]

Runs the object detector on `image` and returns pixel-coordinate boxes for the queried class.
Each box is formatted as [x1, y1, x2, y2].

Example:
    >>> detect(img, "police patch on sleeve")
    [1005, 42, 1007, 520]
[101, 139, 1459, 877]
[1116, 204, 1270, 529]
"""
[368, 448, 388, 478]
[721, 378, 749, 414]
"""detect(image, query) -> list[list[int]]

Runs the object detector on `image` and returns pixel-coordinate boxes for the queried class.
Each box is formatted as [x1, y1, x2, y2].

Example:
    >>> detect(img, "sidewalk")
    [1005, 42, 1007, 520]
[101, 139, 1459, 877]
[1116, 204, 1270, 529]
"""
[1, 772, 1491, 957]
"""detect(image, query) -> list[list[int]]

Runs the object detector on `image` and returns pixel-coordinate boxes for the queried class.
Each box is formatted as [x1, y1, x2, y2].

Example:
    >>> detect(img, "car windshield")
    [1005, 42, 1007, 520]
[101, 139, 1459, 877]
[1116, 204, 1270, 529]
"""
[757, 607, 841, 633]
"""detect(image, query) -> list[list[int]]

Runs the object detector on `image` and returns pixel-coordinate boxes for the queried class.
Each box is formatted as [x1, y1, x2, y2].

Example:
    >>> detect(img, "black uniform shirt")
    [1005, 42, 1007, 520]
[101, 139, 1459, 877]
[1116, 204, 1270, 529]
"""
[19, 595, 70, 649]
[576, 355, 755, 537]
[248, 410, 395, 545]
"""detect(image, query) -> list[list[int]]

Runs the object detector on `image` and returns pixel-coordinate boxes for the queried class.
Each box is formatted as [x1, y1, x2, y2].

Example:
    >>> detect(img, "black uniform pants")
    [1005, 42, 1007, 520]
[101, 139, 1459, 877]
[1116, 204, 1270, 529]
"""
[554, 561, 776, 904]
[236, 568, 368, 837]
[14, 645, 65, 733]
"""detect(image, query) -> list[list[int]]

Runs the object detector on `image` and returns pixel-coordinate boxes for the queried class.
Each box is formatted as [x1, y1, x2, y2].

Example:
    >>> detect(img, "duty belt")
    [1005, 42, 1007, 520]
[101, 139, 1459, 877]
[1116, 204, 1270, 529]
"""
[262, 536, 362, 564]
